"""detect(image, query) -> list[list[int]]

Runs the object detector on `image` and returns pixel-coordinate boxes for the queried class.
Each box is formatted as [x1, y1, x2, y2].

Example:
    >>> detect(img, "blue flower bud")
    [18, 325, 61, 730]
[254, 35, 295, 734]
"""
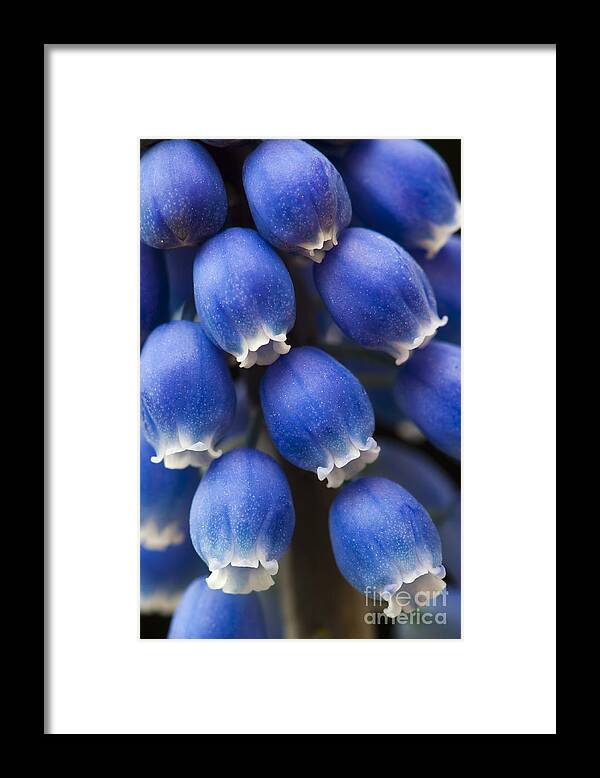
[394, 340, 461, 460]
[417, 235, 461, 344]
[140, 432, 199, 549]
[140, 539, 207, 615]
[140, 140, 227, 250]
[140, 242, 169, 346]
[329, 477, 446, 618]
[189, 449, 295, 594]
[141, 321, 236, 469]
[260, 346, 380, 488]
[314, 228, 447, 365]
[168, 578, 268, 639]
[341, 140, 461, 258]
[193, 228, 296, 368]
[243, 140, 352, 262]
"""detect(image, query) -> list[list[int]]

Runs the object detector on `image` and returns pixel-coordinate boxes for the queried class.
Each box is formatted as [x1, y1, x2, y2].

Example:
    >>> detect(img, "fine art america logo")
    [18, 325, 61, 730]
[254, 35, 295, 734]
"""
[363, 586, 450, 625]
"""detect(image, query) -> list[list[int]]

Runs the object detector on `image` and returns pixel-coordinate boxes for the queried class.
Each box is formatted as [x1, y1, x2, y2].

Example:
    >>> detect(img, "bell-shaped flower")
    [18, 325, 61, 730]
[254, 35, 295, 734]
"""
[168, 578, 269, 639]
[394, 340, 461, 460]
[140, 432, 199, 549]
[141, 321, 236, 469]
[140, 242, 169, 346]
[140, 140, 227, 250]
[189, 449, 295, 594]
[260, 346, 380, 488]
[314, 228, 447, 365]
[243, 140, 352, 262]
[193, 228, 296, 368]
[416, 235, 461, 344]
[140, 538, 207, 615]
[329, 477, 446, 618]
[341, 139, 461, 258]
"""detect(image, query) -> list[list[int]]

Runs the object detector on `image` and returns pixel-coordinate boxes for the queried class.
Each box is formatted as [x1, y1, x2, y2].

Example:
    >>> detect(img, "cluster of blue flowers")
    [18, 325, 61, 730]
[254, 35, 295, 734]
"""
[140, 138, 461, 638]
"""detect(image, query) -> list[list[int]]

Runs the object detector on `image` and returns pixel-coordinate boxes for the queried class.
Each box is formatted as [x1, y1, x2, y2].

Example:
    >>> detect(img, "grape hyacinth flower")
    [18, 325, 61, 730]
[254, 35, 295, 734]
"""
[168, 578, 269, 639]
[329, 477, 446, 618]
[243, 139, 352, 262]
[140, 432, 199, 549]
[193, 228, 296, 368]
[394, 340, 461, 460]
[341, 139, 461, 258]
[260, 346, 380, 488]
[140, 538, 207, 615]
[415, 235, 461, 344]
[141, 321, 236, 469]
[140, 140, 227, 249]
[314, 228, 448, 365]
[140, 242, 169, 346]
[189, 449, 295, 594]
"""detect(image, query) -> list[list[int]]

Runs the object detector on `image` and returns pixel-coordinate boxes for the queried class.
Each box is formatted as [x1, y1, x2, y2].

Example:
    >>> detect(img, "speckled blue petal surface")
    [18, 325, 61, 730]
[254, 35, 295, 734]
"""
[193, 228, 296, 368]
[140, 432, 200, 549]
[260, 346, 380, 487]
[141, 321, 236, 469]
[414, 235, 461, 344]
[140, 140, 227, 250]
[314, 228, 447, 365]
[140, 242, 169, 346]
[243, 140, 352, 261]
[140, 538, 207, 615]
[168, 578, 269, 638]
[341, 140, 460, 257]
[329, 476, 446, 617]
[394, 340, 461, 460]
[189, 449, 295, 594]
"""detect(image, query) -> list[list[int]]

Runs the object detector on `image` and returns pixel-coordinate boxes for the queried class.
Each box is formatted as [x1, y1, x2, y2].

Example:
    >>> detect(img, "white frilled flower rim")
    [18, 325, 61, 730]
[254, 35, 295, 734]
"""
[380, 565, 447, 619]
[297, 227, 339, 263]
[206, 555, 279, 595]
[317, 436, 381, 489]
[386, 314, 449, 366]
[150, 435, 222, 470]
[418, 203, 462, 259]
[235, 327, 291, 369]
